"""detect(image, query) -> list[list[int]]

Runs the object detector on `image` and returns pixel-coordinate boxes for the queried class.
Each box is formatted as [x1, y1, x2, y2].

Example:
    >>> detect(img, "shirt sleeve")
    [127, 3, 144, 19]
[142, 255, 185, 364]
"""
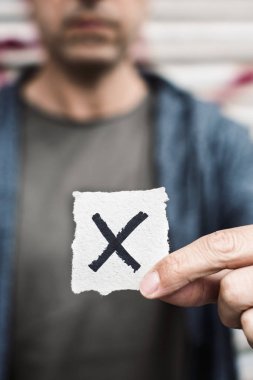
[215, 116, 253, 228]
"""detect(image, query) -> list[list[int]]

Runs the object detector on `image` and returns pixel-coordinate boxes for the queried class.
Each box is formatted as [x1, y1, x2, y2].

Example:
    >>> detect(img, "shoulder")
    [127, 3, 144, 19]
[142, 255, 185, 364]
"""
[147, 71, 251, 145]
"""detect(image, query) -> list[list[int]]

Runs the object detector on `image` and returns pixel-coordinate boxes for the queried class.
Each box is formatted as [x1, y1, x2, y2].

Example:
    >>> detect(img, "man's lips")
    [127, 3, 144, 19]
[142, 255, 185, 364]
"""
[66, 18, 115, 32]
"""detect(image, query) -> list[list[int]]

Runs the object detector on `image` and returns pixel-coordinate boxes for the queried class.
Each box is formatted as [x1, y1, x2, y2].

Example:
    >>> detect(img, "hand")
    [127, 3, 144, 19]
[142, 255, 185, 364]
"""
[140, 225, 253, 348]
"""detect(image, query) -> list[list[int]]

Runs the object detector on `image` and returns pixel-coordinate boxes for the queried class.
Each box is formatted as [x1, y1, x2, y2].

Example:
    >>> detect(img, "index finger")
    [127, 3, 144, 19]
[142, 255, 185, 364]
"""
[140, 225, 253, 299]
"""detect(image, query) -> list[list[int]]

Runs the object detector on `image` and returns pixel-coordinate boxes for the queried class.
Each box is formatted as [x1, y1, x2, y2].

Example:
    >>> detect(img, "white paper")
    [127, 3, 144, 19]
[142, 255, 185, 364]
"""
[71, 187, 169, 295]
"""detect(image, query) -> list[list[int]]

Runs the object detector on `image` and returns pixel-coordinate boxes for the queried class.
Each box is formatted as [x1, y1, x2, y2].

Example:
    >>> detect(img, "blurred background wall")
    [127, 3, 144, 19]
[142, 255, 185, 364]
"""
[0, 0, 253, 379]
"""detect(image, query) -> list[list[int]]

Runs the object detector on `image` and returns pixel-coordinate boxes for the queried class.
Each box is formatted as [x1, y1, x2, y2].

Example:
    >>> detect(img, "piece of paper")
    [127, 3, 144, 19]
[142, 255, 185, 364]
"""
[71, 187, 169, 295]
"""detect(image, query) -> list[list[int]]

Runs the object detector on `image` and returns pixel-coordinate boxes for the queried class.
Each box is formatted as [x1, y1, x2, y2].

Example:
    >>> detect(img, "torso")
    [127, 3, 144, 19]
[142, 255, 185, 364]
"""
[11, 94, 189, 380]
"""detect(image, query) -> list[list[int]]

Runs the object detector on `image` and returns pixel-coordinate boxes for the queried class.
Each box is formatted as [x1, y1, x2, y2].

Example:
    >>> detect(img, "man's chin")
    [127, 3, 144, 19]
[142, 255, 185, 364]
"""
[56, 45, 122, 68]
[50, 49, 123, 82]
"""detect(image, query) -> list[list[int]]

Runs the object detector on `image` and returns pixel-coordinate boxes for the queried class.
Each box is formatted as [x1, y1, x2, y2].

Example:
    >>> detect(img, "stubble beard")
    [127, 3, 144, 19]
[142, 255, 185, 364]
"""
[46, 36, 128, 86]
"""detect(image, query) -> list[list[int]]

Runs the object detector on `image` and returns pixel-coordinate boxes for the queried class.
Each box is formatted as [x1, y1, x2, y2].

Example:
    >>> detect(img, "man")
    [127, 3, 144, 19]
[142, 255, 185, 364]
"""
[0, 0, 253, 379]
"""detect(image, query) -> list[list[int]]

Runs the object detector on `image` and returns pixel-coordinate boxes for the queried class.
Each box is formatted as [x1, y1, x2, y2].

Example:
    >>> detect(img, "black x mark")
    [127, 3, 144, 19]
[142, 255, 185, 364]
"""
[89, 212, 148, 273]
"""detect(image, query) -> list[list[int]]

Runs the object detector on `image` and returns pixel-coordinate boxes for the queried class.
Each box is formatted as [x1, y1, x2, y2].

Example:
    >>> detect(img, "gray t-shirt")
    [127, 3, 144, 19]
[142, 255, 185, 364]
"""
[11, 94, 189, 380]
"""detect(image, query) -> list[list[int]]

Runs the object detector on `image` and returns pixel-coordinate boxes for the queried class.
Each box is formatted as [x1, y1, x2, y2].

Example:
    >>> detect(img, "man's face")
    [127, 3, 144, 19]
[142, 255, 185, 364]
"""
[30, 0, 147, 67]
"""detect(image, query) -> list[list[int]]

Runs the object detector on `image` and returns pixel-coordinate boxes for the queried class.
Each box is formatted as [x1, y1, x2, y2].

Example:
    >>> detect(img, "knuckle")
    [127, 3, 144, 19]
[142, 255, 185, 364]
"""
[218, 310, 240, 329]
[207, 230, 236, 254]
[204, 230, 239, 267]
[220, 274, 240, 309]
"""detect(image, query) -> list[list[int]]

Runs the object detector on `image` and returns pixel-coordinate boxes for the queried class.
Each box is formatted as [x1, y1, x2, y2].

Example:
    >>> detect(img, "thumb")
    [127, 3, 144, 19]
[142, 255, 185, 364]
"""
[140, 226, 253, 303]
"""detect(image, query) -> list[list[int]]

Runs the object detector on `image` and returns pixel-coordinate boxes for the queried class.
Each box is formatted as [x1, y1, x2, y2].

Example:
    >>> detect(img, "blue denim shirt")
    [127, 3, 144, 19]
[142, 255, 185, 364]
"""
[1, 72, 253, 380]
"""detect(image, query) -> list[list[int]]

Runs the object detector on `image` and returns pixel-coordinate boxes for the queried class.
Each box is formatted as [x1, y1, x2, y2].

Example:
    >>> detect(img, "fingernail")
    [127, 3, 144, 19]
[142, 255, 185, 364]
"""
[140, 271, 160, 297]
